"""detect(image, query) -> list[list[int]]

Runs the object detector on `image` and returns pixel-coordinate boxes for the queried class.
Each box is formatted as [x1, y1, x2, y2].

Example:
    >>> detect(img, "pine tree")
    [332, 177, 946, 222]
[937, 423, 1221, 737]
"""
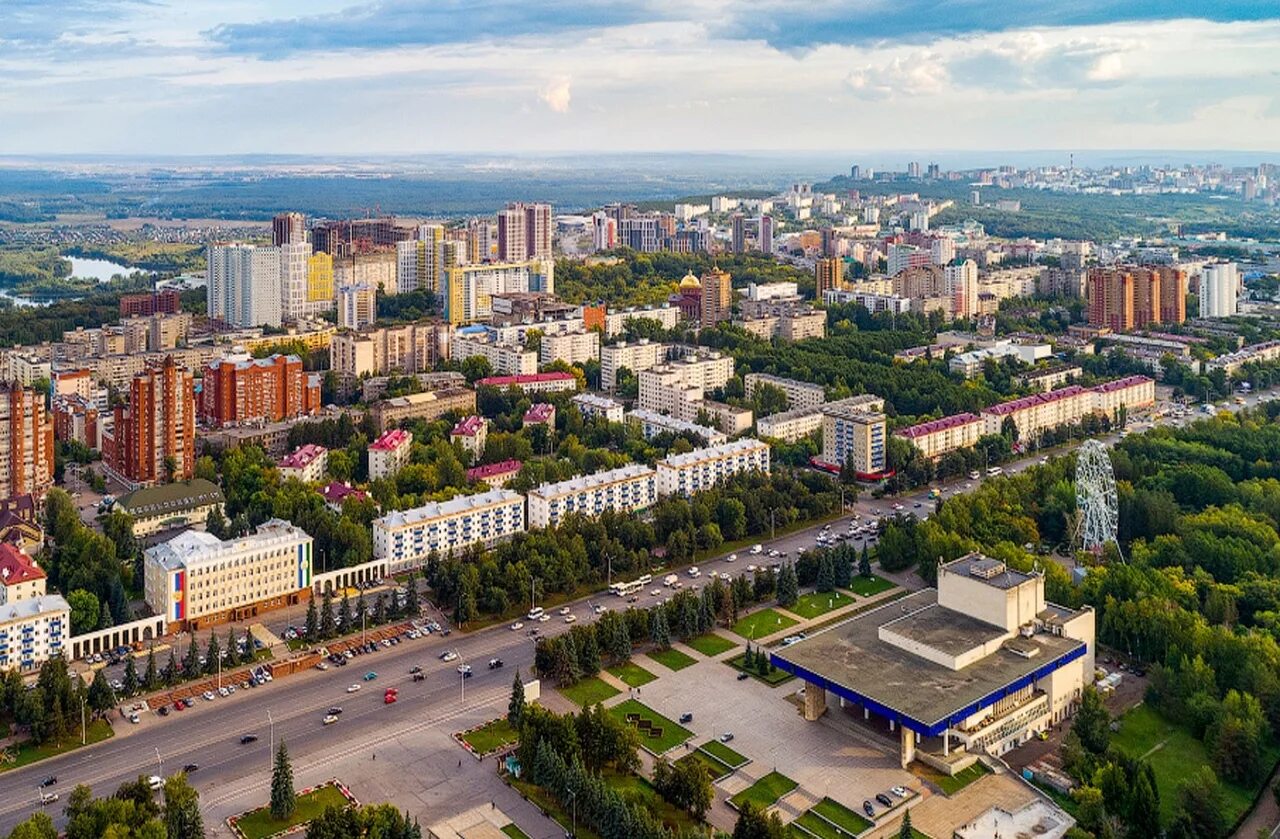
[319, 589, 336, 639]
[404, 571, 420, 615]
[240, 632, 255, 664]
[182, 639, 200, 680]
[163, 647, 179, 686]
[338, 592, 352, 632]
[816, 555, 835, 593]
[355, 593, 368, 628]
[859, 545, 872, 578]
[373, 592, 387, 625]
[898, 809, 913, 839]
[144, 645, 158, 690]
[743, 646, 754, 669]
[304, 597, 318, 640]
[270, 739, 297, 820]
[164, 772, 207, 839]
[650, 606, 672, 649]
[776, 564, 799, 607]
[225, 627, 238, 668]
[508, 670, 526, 729]
[204, 633, 220, 676]
[123, 655, 140, 696]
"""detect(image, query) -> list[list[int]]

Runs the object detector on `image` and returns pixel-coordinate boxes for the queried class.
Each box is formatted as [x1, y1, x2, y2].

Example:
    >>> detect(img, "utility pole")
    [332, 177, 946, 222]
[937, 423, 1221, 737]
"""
[80, 699, 86, 746]
[267, 710, 274, 772]
[154, 747, 162, 778]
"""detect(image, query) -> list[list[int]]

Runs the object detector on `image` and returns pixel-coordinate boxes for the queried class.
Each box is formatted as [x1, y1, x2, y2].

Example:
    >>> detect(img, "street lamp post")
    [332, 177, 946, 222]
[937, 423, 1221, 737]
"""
[267, 710, 274, 771]
[154, 747, 162, 778]
[568, 787, 577, 838]
[80, 698, 86, 746]
[459, 656, 466, 704]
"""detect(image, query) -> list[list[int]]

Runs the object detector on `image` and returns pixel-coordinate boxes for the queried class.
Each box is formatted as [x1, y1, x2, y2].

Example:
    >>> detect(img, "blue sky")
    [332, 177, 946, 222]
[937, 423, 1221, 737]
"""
[1, 1, 1278, 155]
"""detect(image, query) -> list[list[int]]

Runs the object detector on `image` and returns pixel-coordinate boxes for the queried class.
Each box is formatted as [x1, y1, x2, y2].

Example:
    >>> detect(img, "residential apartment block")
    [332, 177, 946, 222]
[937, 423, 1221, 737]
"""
[896, 413, 988, 460]
[368, 388, 477, 432]
[199, 353, 321, 429]
[451, 416, 487, 462]
[0, 383, 54, 502]
[527, 464, 658, 529]
[102, 357, 196, 489]
[601, 340, 669, 391]
[368, 430, 412, 480]
[655, 438, 771, 497]
[450, 332, 538, 376]
[474, 372, 578, 394]
[540, 329, 600, 367]
[744, 373, 826, 412]
[572, 393, 625, 424]
[601, 305, 680, 338]
[625, 409, 727, 445]
[821, 405, 887, 478]
[0, 544, 68, 672]
[278, 443, 328, 483]
[145, 519, 312, 632]
[207, 243, 283, 328]
[372, 489, 526, 571]
[1087, 266, 1188, 331]
[330, 321, 453, 381]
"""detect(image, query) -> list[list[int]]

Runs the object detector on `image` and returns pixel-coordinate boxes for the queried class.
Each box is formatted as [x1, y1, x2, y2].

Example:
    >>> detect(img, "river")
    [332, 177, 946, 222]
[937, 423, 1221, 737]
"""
[0, 254, 141, 307]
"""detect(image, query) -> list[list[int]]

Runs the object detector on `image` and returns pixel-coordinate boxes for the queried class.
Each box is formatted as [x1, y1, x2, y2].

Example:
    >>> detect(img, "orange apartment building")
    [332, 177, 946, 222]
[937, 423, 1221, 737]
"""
[0, 382, 54, 501]
[102, 357, 196, 488]
[199, 353, 321, 428]
[1088, 266, 1187, 331]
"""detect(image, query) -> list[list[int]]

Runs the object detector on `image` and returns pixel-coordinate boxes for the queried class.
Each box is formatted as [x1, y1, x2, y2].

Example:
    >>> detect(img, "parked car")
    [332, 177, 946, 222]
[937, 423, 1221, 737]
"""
[457, 663, 472, 675]
[876, 793, 893, 807]
[183, 764, 199, 773]
[240, 734, 259, 744]
[488, 658, 503, 669]
[719, 732, 734, 743]
[148, 776, 163, 791]
[39, 776, 56, 788]
[129, 713, 140, 724]
[510, 621, 524, 631]
[737, 672, 750, 681]
[862, 801, 874, 817]
[891, 786, 909, 798]
[679, 713, 693, 723]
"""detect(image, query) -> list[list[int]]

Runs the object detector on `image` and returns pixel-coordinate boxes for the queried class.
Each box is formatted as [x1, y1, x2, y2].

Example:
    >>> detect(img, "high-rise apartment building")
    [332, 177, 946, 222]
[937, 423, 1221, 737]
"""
[272, 212, 306, 246]
[199, 353, 321, 429]
[1155, 265, 1187, 324]
[1087, 268, 1135, 332]
[497, 203, 552, 261]
[944, 260, 979, 319]
[330, 321, 452, 381]
[815, 258, 845, 299]
[337, 283, 377, 330]
[1087, 266, 1187, 331]
[0, 383, 54, 501]
[441, 260, 554, 324]
[759, 215, 774, 254]
[731, 214, 746, 254]
[311, 217, 414, 258]
[306, 250, 334, 313]
[102, 357, 196, 488]
[591, 212, 616, 252]
[700, 267, 733, 327]
[1200, 263, 1240, 318]
[207, 243, 283, 328]
[279, 242, 312, 321]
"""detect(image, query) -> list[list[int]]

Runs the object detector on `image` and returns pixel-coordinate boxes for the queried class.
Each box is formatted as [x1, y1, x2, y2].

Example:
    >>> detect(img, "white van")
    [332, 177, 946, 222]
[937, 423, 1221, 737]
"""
[687, 567, 701, 578]
[663, 574, 679, 587]
[749, 544, 763, 555]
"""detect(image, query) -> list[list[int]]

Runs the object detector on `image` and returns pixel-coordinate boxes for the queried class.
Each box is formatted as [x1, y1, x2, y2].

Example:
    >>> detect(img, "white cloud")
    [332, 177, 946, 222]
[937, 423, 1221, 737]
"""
[539, 76, 572, 113]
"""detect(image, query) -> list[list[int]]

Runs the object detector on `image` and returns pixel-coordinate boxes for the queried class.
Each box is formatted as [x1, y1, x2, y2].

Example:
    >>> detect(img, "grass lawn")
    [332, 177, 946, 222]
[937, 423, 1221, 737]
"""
[501, 825, 532, 839]
[559, 676, 621, 707]
[726, 653, 794, 686]
[789, 590, 854, 620]
[792, 811, 848, 839]
[699, 739, 748, 769]
[912, 760, 990, 796]
[810, 797, 873, 835]
[608, 699, 693, 754]
[233, 784, 351, 839]
[511, 779, 603, 839]
[647, 647, 697, 671]
[731, 608, 799, 640]
[0, 719, 113, 772]
[608, 660, 658, 688]
[847, 575, 894, 597]
[729, 771, 799, 811]
[460, 718, 519, 755]
[686, 632, 737, 657]
[606, 769, 703, 833]
[1112, 703, 1280, 826]
[679, 750, 733, 781]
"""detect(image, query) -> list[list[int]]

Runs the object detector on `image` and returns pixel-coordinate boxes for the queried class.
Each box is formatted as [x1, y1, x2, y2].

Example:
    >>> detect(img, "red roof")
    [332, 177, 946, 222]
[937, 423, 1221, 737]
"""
[897, 413, 983, 439]
[320, 482, 368, 505]
[369, 429, 411, 452]
[466, 460, 524, 481]
[0, 543, 45, 586]
[523, 403, 556, 423]
[451, 415, 486, 437]
[476, 372, 576, 387]
[1092, 375, 1154, 394]
[984, 385, 1088, 416]
[279, 443, 326, 468]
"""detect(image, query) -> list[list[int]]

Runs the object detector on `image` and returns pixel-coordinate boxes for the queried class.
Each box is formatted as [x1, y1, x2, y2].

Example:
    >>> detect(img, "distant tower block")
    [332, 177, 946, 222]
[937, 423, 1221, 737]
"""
[1076, 440, 1118, 555]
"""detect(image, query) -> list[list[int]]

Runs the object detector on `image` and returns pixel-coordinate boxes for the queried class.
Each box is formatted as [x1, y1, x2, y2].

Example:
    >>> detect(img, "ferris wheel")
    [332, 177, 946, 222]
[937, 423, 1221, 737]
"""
[1076, 440, 1119, 556]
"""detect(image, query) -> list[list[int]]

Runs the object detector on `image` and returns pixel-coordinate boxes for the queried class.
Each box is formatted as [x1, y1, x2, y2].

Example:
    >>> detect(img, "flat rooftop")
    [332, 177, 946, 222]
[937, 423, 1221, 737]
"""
[772, 590, 1085, 733]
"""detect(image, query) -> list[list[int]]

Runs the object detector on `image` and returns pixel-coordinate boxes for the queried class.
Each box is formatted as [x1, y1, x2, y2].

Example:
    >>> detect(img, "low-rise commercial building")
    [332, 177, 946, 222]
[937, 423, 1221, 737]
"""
[144, 519, 313, 632]
[115, 478, 226, 538]
[948, 342, 1053, 378]
[527, 464, 657, 529]
[372, 489, 526, 571]
[572, 393, 625, 424]
[773, 554, 1094, 766]
[278, 444, 328, 483]
[369, 387, 477, 432]
[368, 430, 412, 481]
[656, 438, 770, 497]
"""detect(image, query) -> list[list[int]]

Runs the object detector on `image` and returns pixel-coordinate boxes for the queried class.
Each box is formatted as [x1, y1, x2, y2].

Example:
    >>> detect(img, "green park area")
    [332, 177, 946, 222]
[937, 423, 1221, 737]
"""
[732, 608, 798, 640]
[699, 739, 748, 769]
[0, 719, 113, 772]
[1111, 704, 1279, 825]
[500, 825, 532, 839]
[608, 699, 693, 754]
[729, 771, 799, 811]
[808, 797, 873, 835]
[847, 575, 895, 597]
[911, 759, 990, 796]
[232, 784, 351, 839]
[647, 647, 697, 671]
[685, 632, 737, 657]
[608, 660, 658, 687]
[460, 718, 519, 755]
[559, 676, 621, 707]
[727, 652, 793, 686]
[789, 590, 854, 619]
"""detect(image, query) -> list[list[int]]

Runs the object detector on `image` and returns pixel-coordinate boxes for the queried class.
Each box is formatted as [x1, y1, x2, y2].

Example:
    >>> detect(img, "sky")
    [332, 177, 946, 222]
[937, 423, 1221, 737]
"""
[2, 0, 1279, 156]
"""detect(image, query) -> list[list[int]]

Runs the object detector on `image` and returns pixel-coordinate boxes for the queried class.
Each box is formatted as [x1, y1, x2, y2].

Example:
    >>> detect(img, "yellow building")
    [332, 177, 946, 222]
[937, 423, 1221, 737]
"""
[307, 251, 334, 304]
[700, 267, 733, 327]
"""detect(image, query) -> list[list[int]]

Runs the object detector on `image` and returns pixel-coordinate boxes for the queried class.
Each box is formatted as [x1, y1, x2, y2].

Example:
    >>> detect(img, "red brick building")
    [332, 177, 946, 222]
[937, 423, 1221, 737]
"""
[102, 357, 196, 488]
[120, 289, 181, 318]
[199, 354, 321, 428]
[0, 383, 54, 501]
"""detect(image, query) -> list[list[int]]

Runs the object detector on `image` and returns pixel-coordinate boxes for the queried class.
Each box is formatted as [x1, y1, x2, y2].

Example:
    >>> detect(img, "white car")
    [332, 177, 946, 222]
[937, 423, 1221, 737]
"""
[346, 684, 361, 693]
[746, 564, 757, 572]
[564, 614, 577, 624]
[537, 613, 551, 622]
[650, 589, 661, 596]
[456, 663, 472, 675]
[202, 691, 215, 701]
[510, 621, 524, 631]
[441, 651, 458, 662]
[148, 776, 163, 791]
[558, 606, 571, 616]
[129, 713, 140, 724]
[322, 714, 339, 726]
[726, 554, 737, 562]
[594, 604, 608, 614]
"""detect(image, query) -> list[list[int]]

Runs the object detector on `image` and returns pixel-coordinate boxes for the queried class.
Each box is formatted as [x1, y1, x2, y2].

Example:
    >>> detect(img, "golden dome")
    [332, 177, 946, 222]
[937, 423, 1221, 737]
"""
[678, 271, 701, 290]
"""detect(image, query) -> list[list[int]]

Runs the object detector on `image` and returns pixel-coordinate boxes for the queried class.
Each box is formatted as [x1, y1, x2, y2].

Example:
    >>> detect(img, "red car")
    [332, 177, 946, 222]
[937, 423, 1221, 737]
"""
[384, 689, 398, 705]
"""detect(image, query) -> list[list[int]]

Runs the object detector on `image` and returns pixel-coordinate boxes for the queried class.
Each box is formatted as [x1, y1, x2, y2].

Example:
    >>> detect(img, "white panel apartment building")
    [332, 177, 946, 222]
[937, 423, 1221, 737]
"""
[637, 351, 734, 416]
[372, 489, 526, 571]
[573, 393, 625, 424]
[207, 243, 283, 328]
[601, 340, 669, 391]
[603, 305, 680, 338]
[540, 330, 600, 367]
[626, 409, 727, 445]
[527, 464, 657, 529]
[757, 394, 885, 443]
[656, 438, 771, 497]
[451, 333, 538, 376]
[743, 373, 826, 411]
[1199, 263, 1240, 318]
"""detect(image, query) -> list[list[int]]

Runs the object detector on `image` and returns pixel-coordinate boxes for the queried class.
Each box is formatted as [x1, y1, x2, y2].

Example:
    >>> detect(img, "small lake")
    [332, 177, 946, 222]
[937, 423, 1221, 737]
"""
[66, 255, 137, 282]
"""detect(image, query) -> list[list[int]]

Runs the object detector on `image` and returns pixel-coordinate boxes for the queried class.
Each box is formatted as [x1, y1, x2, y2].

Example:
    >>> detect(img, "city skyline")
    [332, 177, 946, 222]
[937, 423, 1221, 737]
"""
[3, 1, 1280, 155]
